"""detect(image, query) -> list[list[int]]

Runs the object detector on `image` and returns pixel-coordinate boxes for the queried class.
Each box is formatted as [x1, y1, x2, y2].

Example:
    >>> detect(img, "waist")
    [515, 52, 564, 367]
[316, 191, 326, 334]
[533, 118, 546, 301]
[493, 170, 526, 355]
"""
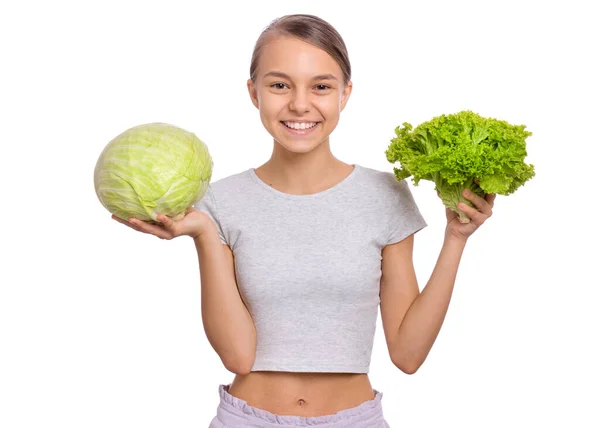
[227, 371, 375, 417]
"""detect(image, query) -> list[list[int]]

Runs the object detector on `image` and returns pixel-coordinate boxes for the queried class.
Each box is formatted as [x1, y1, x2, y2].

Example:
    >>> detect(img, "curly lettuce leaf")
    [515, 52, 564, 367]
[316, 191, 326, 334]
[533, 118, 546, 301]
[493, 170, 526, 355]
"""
[385, 110, 535, 223]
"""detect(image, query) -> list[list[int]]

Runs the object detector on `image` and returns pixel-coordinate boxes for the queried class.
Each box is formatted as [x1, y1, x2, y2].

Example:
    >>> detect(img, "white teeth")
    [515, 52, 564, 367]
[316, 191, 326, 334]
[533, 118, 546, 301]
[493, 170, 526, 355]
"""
[284, 122, 317, 130]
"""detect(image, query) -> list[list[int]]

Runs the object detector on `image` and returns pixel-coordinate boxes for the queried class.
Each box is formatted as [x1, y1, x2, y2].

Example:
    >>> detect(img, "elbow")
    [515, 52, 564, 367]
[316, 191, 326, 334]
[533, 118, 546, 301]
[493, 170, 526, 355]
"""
[222, 353, 255, 376]
[392, 356, 422, 375]
[227, 361, 253, 376]
[399, 363, 420, 375]
[225, 363, 252, 376]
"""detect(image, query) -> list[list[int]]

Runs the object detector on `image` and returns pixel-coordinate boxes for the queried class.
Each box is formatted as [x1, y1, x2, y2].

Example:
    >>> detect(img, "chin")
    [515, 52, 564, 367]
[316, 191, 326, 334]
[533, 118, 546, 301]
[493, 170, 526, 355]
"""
[276, 138, 324, 154]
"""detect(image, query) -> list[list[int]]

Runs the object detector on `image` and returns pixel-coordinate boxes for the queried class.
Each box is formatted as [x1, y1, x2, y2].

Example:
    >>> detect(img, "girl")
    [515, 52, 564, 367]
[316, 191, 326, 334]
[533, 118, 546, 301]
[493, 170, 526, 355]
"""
[113, 14, 494, 428]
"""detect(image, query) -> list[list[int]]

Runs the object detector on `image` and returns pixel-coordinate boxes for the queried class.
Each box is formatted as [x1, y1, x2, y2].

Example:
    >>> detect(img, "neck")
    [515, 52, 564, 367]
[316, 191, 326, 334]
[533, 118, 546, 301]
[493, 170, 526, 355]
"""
[256, 139, 351, 195]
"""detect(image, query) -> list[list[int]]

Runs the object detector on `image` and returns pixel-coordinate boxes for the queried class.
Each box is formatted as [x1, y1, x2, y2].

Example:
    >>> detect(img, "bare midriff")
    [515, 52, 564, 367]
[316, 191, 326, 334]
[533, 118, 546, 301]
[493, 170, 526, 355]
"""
[227, 371, 375, 417]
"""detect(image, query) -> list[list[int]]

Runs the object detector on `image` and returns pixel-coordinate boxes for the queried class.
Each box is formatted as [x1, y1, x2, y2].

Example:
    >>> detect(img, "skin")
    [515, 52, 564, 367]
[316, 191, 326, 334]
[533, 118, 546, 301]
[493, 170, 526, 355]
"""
[247, 35, 354, 195]
[112, 34, 495, 417]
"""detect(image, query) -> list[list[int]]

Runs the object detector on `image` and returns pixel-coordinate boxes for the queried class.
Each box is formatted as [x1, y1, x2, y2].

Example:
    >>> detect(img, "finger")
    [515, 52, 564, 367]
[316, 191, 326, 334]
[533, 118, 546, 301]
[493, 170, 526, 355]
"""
[462, 189, 492, 216]
[457, 202, 486, 226]
[112, 214, 128, 225]
[485, 193, 496, 209]
[157, 215, 183, 238]
[112, 214, 144, 233]
[157, 214, 175, 229]
[129, 218, 173, 240]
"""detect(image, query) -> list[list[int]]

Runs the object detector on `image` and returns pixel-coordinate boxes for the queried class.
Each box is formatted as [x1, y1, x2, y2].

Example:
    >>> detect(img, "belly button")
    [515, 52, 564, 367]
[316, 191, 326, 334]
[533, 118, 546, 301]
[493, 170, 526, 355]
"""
[297, 398, 306, 406]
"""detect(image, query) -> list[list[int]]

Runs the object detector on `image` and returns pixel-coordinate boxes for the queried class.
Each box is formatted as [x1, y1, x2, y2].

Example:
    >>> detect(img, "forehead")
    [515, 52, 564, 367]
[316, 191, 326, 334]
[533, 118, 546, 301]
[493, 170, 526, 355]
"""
[258, 36, 343, 81]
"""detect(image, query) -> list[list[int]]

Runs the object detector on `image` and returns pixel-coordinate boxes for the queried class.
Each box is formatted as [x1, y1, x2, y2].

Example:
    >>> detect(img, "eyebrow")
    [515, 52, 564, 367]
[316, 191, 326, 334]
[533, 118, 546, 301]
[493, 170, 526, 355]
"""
[263, 71, 339, 81]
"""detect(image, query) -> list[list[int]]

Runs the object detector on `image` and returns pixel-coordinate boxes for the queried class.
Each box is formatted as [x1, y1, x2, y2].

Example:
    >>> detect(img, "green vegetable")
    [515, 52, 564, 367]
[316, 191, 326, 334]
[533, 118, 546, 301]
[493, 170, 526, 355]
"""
[385, 110, 535, 223]
[94, 122, 213, 223]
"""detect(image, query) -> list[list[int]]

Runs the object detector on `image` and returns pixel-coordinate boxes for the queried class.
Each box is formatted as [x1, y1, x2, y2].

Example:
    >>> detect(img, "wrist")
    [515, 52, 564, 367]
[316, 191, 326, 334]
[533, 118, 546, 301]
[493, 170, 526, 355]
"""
[443, 231, 468, 249]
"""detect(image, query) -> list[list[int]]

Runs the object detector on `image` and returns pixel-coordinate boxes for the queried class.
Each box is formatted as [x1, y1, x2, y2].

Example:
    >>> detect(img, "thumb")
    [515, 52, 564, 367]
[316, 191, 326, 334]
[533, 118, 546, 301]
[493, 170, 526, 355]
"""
[157, 214, 175, 229]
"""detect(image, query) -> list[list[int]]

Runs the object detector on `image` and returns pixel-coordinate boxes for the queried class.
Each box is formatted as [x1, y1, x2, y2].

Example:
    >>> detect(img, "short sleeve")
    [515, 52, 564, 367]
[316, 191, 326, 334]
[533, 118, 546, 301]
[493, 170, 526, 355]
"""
[193, 185, 227, 245]
[387, 179, 427, 245]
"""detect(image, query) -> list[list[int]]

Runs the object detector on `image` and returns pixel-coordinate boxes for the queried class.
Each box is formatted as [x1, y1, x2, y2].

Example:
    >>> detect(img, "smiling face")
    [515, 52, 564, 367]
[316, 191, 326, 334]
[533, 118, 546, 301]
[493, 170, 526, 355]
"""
[247, 35, 352, 154]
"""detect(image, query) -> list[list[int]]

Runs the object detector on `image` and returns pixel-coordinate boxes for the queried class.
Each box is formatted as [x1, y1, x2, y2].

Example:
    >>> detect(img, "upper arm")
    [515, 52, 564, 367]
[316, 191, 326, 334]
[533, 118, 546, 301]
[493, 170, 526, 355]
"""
[380, 233, 420, 362]
[194, 186, 228, 245]
[222, 243, 240, 289]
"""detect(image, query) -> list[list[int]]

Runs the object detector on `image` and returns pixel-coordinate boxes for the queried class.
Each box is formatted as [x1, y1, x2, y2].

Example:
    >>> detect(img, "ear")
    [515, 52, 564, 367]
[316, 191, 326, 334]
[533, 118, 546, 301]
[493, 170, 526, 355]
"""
[247, 78, 259, 109]
[340, 80, 353, 112]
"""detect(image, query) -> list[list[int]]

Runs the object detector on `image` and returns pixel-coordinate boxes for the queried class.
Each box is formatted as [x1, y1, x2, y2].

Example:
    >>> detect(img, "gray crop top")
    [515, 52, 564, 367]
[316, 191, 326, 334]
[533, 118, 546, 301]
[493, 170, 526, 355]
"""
[194, 164, 427, 373]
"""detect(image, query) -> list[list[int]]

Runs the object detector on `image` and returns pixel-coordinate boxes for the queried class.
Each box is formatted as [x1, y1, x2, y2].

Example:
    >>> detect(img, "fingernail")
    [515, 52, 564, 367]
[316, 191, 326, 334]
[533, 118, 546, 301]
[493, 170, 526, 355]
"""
[463, 189, 471, 197]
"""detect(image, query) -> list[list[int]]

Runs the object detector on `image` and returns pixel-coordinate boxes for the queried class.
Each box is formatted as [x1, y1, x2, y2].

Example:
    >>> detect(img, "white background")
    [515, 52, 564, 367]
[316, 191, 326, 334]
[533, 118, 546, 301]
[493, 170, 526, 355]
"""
[1, 0, 599, 426]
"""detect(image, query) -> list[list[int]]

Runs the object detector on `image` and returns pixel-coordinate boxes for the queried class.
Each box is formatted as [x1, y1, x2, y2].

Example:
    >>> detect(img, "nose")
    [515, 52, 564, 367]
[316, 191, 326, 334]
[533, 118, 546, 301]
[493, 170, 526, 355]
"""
[289, 89, 310, 113]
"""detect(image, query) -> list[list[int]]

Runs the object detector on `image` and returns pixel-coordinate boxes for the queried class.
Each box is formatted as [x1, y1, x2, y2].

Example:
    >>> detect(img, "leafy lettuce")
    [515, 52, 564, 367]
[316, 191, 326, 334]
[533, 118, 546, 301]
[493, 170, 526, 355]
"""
[385, 110, 535, 223]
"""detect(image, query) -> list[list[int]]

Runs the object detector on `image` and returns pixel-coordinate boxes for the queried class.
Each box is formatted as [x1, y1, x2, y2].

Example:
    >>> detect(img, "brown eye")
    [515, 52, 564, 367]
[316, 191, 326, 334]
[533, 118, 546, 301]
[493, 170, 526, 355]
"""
[271, 83, 288, 90]
[315, 84, 331, 91]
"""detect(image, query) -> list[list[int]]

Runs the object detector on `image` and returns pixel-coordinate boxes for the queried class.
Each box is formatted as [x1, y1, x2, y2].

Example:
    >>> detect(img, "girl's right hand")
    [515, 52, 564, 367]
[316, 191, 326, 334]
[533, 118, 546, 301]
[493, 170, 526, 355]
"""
[111, 207, 213, 240]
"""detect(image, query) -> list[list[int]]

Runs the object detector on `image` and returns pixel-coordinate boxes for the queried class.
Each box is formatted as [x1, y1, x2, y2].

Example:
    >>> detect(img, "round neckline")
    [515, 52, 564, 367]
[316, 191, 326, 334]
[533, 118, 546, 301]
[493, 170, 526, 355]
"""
[248, 164, 361, 200]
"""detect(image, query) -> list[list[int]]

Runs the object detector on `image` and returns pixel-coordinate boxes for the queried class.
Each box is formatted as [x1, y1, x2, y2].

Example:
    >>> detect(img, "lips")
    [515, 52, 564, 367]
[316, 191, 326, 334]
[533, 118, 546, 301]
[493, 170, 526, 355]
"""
[282, 121, 319, 130]
[280, 121, 321, 136]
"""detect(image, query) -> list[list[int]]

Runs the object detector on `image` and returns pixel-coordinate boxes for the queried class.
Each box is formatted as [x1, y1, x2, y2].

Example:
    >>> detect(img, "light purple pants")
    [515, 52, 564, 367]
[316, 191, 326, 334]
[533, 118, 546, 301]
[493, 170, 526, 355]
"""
[208, 384, 391, 427]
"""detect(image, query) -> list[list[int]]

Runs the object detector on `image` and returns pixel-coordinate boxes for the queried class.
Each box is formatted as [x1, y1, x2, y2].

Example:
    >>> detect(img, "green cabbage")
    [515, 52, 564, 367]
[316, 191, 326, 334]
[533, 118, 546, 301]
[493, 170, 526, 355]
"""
[385, 110, 535, 223]
[94, 122, 213, 223]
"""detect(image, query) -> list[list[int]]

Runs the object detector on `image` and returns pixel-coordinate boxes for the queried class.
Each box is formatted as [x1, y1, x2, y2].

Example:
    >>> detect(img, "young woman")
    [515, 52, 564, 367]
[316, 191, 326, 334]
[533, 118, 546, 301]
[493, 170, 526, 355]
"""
[113, 14, 495, 428]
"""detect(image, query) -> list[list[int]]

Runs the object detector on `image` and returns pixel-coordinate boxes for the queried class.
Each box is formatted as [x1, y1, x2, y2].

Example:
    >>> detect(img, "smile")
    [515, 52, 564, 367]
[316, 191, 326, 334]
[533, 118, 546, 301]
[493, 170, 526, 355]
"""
[282, 121, 318, 130]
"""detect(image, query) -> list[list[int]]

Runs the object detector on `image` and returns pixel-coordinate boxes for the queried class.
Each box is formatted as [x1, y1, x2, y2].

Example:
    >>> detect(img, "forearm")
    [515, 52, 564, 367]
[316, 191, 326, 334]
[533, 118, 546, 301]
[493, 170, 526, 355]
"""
[393, 235, 467, 373]
[194, 226, 256, 374]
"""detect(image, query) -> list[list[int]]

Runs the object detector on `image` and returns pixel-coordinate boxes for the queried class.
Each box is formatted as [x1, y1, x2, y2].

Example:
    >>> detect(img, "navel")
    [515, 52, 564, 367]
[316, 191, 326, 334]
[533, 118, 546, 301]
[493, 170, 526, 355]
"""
[297, 398, 306, 407]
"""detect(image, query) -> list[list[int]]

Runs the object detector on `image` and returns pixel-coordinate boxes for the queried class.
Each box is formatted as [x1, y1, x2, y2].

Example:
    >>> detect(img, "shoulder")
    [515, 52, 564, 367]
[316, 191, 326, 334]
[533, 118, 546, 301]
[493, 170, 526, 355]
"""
[356, 166, 427, 245]
[201, 168, 260, 208]
[208, 169, 253, 195]
[355, 165, 413, 203]
[194, 168, 253, 213]
[355, 164, 425, 224]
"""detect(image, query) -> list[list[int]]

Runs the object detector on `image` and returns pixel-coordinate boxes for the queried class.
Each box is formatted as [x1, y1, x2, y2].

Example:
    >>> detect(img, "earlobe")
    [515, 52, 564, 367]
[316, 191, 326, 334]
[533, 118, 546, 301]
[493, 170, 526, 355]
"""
[247, 78, 259, 109]
[340, 80, 353, 111]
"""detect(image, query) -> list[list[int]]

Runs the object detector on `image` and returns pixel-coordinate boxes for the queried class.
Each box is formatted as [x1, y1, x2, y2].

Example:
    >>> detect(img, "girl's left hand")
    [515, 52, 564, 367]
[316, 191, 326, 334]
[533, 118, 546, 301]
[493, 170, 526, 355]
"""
[445, 189, 496, 241]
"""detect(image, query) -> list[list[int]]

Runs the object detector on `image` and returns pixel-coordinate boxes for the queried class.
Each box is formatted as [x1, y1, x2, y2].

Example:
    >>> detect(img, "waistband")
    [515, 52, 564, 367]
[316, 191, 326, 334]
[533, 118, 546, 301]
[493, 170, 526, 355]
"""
[216, 383, 386, 427]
